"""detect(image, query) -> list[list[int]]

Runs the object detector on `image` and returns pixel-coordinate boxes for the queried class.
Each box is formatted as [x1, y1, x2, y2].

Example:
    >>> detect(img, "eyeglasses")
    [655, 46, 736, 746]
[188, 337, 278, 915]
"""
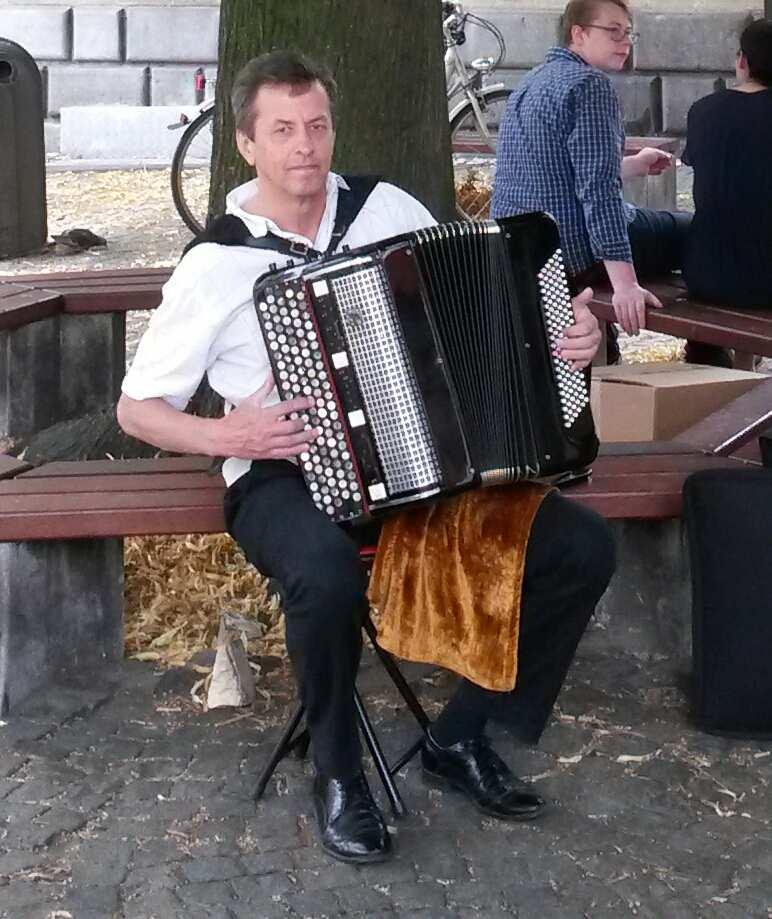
[580, 24, 639, 44]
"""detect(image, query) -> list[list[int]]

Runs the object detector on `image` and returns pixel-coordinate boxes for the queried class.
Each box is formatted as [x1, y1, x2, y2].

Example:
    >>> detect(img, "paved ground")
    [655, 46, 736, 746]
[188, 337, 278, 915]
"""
[2, 634, 771, 919]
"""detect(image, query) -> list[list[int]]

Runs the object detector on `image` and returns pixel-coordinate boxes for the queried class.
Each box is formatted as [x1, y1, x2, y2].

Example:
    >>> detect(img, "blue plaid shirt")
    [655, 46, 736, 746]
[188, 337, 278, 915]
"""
[491, 47, 633, 276]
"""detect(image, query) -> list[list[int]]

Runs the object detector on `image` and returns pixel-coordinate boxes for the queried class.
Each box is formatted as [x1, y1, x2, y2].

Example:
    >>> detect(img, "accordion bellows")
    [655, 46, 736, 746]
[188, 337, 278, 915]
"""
[254, 213, 598, 524]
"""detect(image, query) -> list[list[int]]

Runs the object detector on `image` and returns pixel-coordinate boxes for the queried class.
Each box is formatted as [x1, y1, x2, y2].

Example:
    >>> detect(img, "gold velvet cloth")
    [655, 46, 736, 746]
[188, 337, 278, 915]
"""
[368, 483, 551, 692]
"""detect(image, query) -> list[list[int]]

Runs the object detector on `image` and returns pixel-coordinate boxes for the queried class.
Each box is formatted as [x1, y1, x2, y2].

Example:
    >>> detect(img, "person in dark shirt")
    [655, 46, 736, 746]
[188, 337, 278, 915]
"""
[682, 18, 772, 366]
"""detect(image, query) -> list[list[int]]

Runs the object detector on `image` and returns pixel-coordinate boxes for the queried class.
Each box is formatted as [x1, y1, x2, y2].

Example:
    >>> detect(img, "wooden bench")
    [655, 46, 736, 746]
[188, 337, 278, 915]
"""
[589, 278, 772, 457]
[0, 446, 753, 713]
[1, 266, 768, 713]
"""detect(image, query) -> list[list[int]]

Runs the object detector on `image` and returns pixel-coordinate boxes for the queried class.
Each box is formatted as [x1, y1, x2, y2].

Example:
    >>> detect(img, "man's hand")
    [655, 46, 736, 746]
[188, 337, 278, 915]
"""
[611, 283, 663, 336]
[554, 287, 602, 370]
[220, 375, 319, 460]
[633, 147, 672, 176]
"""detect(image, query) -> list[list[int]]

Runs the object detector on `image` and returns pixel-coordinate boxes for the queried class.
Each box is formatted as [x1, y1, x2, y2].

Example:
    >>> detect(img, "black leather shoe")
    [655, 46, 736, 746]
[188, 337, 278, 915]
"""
[313, 771, 392, 864]
[421, 731, 547, 821]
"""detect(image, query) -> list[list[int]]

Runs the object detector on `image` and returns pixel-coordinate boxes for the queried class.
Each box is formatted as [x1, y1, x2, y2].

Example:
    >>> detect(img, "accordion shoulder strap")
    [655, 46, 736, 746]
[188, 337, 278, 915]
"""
[181, 174, 381, 262]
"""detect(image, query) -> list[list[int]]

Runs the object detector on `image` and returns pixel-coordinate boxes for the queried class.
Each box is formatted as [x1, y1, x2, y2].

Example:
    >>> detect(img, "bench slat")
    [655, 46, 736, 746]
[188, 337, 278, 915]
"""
[18, 455, 213, 478]
[3, 470, 222, 495]
[590, 281, 772, 357]
[0, 506, 226, 541]
[674, 378, 772, 456]
[11, 267, 171, 285]
[0, 455, 32, 481]
[0, 283, 64, 331]
[0, 487, 226, 515]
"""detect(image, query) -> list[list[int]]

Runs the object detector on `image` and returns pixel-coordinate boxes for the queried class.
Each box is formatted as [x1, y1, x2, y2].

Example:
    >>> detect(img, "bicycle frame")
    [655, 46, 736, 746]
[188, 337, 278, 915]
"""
[444, 10, 506, 147]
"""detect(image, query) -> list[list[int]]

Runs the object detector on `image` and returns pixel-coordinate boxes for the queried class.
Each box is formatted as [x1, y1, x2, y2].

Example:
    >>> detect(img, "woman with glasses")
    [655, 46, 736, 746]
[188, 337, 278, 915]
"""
[492, 0, 691, 360]
[680, 19, 772, 367]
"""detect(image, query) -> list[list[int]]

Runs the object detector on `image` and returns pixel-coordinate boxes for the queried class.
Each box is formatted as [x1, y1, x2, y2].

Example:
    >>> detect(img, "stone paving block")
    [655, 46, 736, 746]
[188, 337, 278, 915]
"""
[176, 879, 236, 909]
[467, 9, 561, 68]
[0, 879, 52, 912]
[180, 855, 244, 883]
[662, 74, 727, 134]
[281, 888, 343, 917]
[120, 889, 185, 919]
[126, 7, 218, 63]
[230, 871, 297, 901]
[0, 7, 70, 61]
[62, 883, 121, 914]
[47, 64, 147, 115]
[73, 8, 122, 62]
[121, 862, 182, 899]
[635, 11, 756, 72]
[387, 880, 449, 912]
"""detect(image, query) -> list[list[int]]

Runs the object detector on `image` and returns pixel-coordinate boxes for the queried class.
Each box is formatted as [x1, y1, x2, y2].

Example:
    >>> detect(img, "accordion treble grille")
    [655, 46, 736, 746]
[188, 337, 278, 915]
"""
[331, 266, 441, 496]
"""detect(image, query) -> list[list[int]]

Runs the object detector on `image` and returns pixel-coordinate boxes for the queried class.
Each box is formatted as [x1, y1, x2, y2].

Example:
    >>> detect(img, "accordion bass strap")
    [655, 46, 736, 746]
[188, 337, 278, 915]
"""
[181, 175, 381, 261]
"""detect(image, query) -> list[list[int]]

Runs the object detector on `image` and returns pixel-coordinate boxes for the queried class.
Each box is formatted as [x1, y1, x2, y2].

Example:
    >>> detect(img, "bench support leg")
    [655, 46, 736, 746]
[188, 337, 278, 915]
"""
[0, 537, 124, 714]
[589, 518, 691, 661]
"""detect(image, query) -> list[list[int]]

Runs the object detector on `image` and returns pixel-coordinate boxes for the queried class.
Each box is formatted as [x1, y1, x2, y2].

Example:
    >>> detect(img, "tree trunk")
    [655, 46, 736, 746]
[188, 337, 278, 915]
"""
[210, 0, 454, 223]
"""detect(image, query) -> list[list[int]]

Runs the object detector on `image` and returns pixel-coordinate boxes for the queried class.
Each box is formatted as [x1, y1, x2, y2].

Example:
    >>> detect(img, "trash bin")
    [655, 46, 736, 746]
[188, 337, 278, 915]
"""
[0, 37, 47, 258]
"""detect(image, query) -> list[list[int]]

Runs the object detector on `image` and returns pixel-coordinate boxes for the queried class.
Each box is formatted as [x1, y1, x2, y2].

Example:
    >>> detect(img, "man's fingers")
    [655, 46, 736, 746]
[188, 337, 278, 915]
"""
[269, 443, 314, 459]
[573, 286, 594, 310]
[271, 431, 317, 451]
[272, 416, 311, 436]
[636, 300, 647, 333]
[264, 395, 315, 418]
[561, 320, 595, 339]
[644, 290, 663, 309]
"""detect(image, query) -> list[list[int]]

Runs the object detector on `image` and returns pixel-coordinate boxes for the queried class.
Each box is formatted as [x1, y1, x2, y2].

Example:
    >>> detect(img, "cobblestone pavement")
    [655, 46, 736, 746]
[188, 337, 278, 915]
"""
[2, 640, 771, 919]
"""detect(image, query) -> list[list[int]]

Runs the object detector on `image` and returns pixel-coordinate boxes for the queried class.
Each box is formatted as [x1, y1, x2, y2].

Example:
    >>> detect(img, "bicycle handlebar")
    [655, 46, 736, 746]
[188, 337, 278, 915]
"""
[442, 3, 506, 70]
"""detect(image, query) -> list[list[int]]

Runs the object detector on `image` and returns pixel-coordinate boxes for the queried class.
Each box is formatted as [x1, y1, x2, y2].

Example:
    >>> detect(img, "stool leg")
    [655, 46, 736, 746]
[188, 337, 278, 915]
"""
[288, 728, 311, 760]
[389, 736, 425, 776]
[354, 688, 407, 818]
[362, 612, 430, 774]
[254, 702, 305, 802]
[362, 613, 430, 731]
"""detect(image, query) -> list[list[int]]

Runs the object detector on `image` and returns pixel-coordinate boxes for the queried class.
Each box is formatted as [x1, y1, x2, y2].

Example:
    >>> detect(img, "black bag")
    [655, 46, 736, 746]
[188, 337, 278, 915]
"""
[684, 467, 772, 737]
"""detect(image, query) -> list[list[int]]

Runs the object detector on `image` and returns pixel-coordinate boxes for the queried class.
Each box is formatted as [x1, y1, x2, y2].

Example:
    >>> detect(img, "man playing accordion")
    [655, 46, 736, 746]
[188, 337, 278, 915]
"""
[118, 49, 615, 865]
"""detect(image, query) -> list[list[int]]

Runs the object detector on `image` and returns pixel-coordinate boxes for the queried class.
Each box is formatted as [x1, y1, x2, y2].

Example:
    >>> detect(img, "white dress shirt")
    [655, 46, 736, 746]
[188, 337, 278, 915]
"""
[122, 172, 436, 486]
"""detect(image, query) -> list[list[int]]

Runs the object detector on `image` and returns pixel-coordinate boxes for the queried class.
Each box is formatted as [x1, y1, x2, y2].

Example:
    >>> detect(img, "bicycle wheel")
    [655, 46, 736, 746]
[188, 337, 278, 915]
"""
[171, 107, 214, 235]
[450, 87, 511, 221]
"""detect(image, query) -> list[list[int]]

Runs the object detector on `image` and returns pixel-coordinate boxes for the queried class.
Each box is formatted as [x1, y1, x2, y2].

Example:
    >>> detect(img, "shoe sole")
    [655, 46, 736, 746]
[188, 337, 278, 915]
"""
[320, 842, 393, 865]
[422, 768, 547, 822]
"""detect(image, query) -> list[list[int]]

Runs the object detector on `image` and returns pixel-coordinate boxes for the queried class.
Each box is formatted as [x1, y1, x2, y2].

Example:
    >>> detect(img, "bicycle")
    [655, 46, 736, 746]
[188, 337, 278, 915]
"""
[444, 2, 511, 220]
[169, 2, 511, 233]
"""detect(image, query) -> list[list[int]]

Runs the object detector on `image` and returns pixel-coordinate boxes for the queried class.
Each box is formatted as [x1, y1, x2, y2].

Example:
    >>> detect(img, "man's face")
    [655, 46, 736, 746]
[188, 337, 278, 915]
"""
[571, 3, 633, 72]
[237, 80, 335, 201]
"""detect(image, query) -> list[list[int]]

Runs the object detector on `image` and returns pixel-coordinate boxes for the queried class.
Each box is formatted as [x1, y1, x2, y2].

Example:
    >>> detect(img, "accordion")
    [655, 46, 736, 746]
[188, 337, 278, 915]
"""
[253, 212, 598, 524]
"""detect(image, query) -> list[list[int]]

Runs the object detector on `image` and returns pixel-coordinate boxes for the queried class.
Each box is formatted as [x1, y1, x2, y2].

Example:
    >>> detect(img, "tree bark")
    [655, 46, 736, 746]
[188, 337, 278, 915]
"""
[210, 0, 454, 223]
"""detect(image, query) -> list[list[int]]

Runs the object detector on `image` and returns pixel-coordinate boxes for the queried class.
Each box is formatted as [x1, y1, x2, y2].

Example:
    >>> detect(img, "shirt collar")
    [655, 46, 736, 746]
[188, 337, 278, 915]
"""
[545, 46, 590, 67]
[224, 172, 350, 248]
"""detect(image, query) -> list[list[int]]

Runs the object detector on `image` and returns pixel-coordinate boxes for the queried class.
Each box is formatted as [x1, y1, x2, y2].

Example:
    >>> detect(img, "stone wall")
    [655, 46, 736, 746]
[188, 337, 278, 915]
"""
[0, 3, 763, 154]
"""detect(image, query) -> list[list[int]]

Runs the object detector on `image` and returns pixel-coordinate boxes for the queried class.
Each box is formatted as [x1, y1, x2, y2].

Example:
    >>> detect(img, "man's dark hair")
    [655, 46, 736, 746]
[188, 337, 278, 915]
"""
[740, 18, 772, 87]
[560, 0, 631, 46]
[231, 49, 338, 136]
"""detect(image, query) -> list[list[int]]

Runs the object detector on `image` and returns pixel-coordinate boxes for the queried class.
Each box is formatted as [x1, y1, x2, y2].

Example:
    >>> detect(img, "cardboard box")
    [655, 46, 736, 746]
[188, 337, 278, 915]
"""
[590, 363, 766, 442]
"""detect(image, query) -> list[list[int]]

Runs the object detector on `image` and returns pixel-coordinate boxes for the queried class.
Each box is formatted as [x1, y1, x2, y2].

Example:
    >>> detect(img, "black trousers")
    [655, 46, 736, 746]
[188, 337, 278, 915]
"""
[225, 461, 616, 778]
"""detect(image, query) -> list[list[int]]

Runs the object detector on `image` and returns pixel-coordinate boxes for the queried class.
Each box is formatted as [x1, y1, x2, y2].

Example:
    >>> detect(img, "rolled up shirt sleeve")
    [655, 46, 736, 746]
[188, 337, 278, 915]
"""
[567, 74, 633, 264]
